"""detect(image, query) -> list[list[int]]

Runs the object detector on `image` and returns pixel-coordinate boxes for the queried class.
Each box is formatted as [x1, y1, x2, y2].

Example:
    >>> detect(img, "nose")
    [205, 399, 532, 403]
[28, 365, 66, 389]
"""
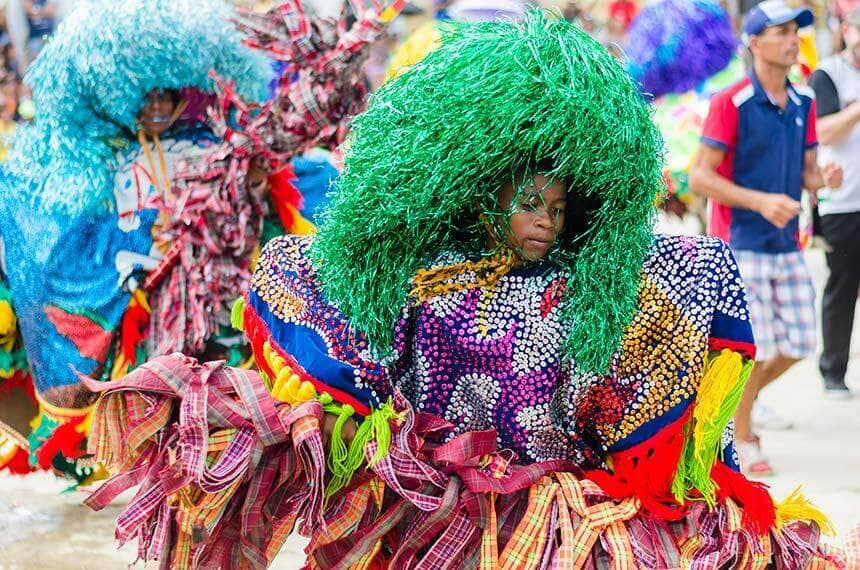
[534, 208, 553, 229]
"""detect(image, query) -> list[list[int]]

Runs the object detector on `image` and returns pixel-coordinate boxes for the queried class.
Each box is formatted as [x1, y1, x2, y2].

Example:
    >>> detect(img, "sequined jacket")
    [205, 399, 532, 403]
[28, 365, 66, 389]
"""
[244, 233, 754, 469]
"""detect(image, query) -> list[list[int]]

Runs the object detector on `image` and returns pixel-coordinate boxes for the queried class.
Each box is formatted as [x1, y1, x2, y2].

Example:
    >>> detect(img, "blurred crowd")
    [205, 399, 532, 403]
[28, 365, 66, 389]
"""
[0, 0, 852, 128]
[0, 0, 57, 158]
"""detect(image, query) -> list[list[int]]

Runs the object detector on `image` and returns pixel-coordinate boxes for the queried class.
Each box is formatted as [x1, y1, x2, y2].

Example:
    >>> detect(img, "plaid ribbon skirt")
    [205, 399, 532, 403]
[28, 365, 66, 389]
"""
[84, 355, 845, 569]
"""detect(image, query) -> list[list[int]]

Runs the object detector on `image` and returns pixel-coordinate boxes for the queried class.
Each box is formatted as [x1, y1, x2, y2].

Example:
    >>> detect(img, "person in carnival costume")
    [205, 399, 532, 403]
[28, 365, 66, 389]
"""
[85, 10, 843, 569]
[0, 0, 398, 482]
[0, 0, 271, 482]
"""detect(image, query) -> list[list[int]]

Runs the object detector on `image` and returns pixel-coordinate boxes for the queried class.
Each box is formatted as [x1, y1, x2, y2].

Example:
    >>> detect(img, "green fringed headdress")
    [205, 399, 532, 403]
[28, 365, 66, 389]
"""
[312, 10, 664, 374]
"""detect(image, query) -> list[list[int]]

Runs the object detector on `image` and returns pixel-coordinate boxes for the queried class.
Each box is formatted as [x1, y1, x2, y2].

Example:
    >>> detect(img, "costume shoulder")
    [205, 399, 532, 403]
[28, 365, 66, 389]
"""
[644, 234, 731, 274]
[253, 234, 316, 283]
[244, 235, 390, 416]
[640, 234, 734, 323]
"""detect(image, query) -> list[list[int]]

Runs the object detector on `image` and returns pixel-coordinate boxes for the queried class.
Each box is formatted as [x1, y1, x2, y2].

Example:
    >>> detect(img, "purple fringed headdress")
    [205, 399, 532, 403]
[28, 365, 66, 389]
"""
[625, 0, 737, 99]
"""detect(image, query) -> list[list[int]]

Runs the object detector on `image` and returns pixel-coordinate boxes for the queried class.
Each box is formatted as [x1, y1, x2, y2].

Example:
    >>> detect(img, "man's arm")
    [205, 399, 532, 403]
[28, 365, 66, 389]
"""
[689, 144, 800, 229]
[816, 102, 860, 145]
[802, 147, 844, 192]
[809, 68, 860, 146]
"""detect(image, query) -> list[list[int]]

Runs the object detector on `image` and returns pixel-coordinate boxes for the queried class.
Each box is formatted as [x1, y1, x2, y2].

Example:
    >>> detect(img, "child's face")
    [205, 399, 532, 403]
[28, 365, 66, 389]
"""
[497, 174, 567, 261]
[138, 89, 177, 137]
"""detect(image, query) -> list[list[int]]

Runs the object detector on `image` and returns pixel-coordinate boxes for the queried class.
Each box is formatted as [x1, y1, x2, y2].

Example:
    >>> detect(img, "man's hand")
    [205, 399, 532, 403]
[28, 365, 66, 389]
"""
[821, 162, 844, 190]
[756, 193, 801, 229]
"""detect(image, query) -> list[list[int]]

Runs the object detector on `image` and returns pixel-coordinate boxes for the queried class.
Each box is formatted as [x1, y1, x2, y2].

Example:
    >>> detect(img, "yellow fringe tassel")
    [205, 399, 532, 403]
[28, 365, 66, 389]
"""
[775, 486, 836, 536]
[692, 349, 748, 464]
[673, 348, 752, 505]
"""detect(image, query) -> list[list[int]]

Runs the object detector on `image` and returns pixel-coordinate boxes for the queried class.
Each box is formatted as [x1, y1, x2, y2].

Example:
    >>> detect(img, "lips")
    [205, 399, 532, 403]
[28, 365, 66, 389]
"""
[525, 238, 552, 249]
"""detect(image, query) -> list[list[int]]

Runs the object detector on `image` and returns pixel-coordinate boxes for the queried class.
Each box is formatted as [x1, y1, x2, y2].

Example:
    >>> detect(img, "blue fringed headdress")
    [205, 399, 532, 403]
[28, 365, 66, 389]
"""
[2, 0, 273, 215]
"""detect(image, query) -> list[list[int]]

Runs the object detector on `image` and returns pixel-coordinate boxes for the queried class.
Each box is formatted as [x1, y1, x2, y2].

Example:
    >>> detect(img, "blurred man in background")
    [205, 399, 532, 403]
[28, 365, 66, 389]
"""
[809, 7, 860, 399]
[690, 1, 843, 475]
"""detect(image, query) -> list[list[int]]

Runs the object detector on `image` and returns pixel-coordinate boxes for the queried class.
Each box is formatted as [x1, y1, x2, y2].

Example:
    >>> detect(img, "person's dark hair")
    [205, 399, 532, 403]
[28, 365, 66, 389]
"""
[146, 87, 182, 106]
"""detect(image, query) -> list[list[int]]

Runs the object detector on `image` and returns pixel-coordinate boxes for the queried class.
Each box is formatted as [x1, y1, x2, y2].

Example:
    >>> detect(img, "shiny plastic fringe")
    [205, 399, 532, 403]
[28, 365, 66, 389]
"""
[311, 10, 662, 375]
[2, 0, 271, 215]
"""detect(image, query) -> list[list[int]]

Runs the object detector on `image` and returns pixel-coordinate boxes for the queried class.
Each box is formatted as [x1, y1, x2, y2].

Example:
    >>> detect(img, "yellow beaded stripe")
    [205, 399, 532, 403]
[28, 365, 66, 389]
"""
[410, 248, 518, 303]
[610, 277, 704, 445]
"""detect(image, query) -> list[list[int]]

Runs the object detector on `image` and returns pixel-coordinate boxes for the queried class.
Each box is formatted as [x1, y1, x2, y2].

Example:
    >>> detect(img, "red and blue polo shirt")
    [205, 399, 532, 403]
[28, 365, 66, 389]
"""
[702, 73, 818, 253]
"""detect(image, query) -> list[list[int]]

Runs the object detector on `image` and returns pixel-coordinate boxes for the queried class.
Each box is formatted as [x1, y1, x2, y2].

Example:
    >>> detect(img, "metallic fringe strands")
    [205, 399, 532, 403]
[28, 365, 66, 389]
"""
[311, 10, 664, 374]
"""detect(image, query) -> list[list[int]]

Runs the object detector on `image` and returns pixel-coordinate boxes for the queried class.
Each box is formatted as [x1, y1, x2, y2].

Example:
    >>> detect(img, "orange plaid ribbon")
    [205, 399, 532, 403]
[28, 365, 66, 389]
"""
[480, 473, 642, 569]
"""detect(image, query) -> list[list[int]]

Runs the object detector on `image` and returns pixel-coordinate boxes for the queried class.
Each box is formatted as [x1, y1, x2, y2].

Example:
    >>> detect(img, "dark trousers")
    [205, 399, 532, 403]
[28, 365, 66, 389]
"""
[819, 212, 860, 384]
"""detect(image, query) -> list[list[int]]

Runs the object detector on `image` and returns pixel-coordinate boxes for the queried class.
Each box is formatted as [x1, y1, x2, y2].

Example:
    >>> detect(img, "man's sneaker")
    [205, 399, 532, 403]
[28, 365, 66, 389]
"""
[824, 379, 853, 400]
[736, 436, 774, 477]
[751, 401, 794, 430]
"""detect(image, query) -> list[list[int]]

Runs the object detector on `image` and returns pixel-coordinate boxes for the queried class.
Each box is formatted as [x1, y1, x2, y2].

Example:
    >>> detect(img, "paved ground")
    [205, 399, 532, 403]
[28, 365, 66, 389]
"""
[1, 248, 858, 569]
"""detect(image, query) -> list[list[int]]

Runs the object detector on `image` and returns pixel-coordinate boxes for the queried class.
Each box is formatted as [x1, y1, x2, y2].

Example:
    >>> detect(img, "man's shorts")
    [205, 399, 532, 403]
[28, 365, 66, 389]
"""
[733, 250, 816, 362]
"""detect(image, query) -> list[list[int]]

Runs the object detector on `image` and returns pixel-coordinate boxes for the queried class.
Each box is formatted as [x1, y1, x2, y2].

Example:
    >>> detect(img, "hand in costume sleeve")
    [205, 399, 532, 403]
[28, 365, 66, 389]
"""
[242, 235, 401, 495]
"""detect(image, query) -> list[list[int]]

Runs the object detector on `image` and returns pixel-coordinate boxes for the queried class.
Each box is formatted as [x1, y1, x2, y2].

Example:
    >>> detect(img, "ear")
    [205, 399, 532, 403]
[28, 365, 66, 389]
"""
[747, 35, 760, 58]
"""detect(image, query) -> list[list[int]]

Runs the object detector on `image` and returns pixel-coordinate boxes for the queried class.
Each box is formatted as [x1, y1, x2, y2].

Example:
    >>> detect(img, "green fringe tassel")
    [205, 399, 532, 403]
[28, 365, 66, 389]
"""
[230, 298, 245, 332]
[321, 395, 400, 498]
[672, 353, 754, 505]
